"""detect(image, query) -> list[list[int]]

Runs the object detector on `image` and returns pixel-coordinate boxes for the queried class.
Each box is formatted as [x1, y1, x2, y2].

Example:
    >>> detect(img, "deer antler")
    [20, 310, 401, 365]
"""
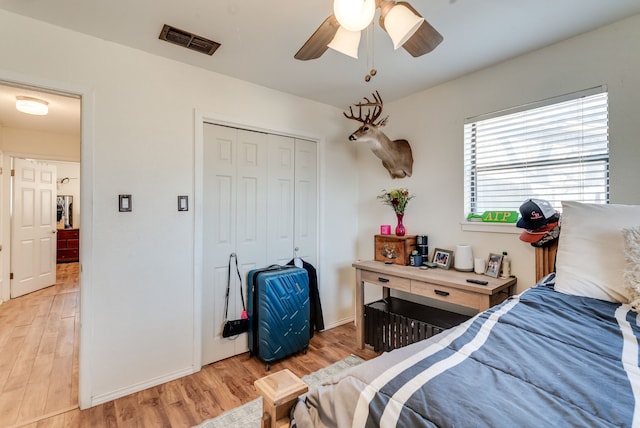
[343, 91, 388, 126]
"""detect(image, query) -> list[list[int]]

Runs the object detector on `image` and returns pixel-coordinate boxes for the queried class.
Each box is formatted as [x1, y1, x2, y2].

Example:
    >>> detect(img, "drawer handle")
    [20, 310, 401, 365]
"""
[378, 277, 390, 283]
[434, 290, 450, 297]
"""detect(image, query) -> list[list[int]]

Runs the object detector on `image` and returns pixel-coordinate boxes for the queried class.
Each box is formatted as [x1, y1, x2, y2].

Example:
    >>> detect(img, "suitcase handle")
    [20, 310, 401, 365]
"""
[265, 264, 296, 272]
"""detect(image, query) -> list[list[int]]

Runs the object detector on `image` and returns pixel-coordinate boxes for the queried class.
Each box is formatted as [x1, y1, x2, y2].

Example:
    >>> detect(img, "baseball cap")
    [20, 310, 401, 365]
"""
[516, 199, 557, 230]
[519, 221, 558, 243]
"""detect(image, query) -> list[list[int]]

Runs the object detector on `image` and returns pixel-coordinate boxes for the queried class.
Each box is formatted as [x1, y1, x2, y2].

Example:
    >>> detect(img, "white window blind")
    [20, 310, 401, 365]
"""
[464, 87, 609, 216]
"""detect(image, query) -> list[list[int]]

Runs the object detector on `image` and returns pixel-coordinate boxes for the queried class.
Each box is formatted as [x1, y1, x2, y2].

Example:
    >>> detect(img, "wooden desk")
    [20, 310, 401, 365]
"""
[353, 260, 517, 349]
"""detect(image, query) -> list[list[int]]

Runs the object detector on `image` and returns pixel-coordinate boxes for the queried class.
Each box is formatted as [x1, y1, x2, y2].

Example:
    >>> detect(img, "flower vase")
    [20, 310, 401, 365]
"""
[395, 213, 406, 236]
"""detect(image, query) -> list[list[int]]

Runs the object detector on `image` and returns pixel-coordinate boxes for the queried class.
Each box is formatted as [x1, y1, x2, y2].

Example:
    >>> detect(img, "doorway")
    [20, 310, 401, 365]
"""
[0, 81, 82, 422]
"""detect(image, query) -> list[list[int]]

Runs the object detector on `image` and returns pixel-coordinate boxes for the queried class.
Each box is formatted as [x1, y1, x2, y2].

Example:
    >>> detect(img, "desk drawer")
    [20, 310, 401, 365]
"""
[58, 248, 79, 262]
[362, 270, 410, 292]
[58, 229, 79, 239]
[411, 281, 484, 309]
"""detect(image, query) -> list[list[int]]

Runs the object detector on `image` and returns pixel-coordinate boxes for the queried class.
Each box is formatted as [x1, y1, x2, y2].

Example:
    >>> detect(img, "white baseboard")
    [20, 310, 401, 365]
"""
[90, 366, 196, 406]
[321, 316, 354, 331]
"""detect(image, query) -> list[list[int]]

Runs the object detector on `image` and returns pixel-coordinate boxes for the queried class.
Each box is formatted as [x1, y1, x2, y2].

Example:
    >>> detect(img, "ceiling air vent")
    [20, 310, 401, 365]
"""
[159, 24, 221, 56]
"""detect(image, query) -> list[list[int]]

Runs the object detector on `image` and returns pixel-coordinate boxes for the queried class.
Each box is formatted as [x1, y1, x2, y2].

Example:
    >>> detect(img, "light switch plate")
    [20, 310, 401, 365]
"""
[178, 195, 188, 211]
[119, 194, 132, 212]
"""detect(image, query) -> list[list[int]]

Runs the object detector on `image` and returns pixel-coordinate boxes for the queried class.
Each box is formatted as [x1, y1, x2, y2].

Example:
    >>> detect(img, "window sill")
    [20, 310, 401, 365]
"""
[460, 221, 520, 234]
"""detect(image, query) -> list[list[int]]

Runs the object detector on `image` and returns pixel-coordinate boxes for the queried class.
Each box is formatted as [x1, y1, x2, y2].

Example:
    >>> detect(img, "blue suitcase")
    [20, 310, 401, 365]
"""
[248, 265, 310, 370]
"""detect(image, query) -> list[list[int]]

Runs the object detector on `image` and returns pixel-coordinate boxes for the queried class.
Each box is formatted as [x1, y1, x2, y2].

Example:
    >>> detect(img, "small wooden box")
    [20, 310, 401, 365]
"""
[374, 234, 417, 266]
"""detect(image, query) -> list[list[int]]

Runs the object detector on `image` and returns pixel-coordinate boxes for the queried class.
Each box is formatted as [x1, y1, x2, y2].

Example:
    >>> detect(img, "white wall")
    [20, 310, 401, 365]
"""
[0, 127, 79, 160]
[0, 10, 358, 407]
[356, 14, 640, 302]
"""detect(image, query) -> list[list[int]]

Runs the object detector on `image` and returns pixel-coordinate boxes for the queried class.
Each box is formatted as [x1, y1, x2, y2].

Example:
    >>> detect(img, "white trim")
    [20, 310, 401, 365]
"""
[0, 69, 94, 410]
[464, 85, 606, 123]
[460, 221, 520, 234]
[322, 316, 355, 331]
[192, 110, 204, 371]
[89, 366, 194, 407]
[78, 88, 94, 410]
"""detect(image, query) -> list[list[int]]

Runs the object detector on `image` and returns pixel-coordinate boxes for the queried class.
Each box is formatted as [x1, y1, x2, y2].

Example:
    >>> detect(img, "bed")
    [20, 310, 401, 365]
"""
[291, 201, 640, 427]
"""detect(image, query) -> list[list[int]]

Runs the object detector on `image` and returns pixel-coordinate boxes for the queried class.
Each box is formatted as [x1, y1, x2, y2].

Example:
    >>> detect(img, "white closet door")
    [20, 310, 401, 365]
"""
[294, 139, 318, 267]
[267, 134, 295, 265]
[201, 124, 317, 365]
[202, 124, 268, 365]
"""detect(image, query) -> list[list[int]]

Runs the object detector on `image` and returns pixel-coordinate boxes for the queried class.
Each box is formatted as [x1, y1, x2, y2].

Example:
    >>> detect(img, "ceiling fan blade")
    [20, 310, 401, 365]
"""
[295, 15, 340, 60]
[402, 18, 443, 57]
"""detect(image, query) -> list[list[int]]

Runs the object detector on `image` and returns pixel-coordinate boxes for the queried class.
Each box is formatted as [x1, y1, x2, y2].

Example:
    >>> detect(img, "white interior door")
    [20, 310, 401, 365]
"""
[11, 158, 57, 298]
[202, 124, 268, 365]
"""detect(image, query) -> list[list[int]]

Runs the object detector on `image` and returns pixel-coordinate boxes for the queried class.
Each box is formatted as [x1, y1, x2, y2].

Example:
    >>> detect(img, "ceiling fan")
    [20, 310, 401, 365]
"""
[295, 0, 443, 61]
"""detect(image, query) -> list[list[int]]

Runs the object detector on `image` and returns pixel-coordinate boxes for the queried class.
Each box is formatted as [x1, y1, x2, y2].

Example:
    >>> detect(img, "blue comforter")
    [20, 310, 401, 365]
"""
[293, 280, 640, 427]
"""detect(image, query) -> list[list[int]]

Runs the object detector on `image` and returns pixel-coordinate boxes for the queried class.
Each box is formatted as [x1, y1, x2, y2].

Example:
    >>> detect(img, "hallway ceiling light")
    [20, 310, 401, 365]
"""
[16, 96, 49, 115]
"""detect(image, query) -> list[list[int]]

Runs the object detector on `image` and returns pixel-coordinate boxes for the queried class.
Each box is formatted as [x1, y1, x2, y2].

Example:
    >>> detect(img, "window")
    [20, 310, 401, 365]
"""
[464, 87, 609, 216]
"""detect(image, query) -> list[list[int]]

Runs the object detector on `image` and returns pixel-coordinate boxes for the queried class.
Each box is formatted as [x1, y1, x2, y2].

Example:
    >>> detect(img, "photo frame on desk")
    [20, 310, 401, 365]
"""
[485, 253, 503, 278]
[432, 248, 453, 270]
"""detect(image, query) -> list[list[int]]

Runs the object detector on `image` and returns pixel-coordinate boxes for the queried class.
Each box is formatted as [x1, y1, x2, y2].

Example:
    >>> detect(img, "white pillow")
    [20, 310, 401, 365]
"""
[622, 226, 640, 310]
[554, 201, 640, 303]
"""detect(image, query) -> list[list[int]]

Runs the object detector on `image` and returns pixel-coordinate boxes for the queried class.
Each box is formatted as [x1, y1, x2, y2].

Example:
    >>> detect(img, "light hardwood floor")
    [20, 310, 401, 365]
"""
[0, 262, 80, 428]
[0, 264, 379, 427]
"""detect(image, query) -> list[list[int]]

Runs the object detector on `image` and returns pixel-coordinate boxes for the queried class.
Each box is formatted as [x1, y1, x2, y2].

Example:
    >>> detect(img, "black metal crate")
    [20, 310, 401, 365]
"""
[364, 297, 471, 352]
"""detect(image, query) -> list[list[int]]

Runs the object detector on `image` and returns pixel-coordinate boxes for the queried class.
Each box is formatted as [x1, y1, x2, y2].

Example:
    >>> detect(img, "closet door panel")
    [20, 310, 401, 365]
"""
[267, 135, 295, 265]
[235, 130, 268, 271]
[295, 139, 318, 267]
[215, 176, 233, 245]
[232, 130, 267, 357]
[202, 124, 240, 364]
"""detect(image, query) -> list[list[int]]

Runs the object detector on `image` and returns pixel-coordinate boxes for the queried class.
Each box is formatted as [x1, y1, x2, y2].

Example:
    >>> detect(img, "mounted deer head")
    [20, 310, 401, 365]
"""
[344, 91, 413, 179]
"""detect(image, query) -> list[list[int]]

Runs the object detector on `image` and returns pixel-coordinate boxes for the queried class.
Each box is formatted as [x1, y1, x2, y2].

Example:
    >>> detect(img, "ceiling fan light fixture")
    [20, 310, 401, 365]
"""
[16, 96, 49, 116]
[384, 4, 424, 49]
[328, 26, 361, 58]
[333, 0, 376, 32]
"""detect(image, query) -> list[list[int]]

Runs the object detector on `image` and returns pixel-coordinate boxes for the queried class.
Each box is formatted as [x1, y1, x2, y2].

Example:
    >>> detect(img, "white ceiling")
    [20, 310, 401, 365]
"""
[1, 0, 640, 135]
[0, 83, 81, 135]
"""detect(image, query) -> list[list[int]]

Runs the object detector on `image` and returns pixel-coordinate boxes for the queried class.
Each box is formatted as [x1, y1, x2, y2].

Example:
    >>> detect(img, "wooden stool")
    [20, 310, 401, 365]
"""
[254, 369, 308, 428]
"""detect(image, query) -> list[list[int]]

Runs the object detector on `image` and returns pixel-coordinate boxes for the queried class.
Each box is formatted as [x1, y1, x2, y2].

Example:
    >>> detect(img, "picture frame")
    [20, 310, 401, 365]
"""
[432, 248, 454, 270]
[485, 253, 503, 278]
